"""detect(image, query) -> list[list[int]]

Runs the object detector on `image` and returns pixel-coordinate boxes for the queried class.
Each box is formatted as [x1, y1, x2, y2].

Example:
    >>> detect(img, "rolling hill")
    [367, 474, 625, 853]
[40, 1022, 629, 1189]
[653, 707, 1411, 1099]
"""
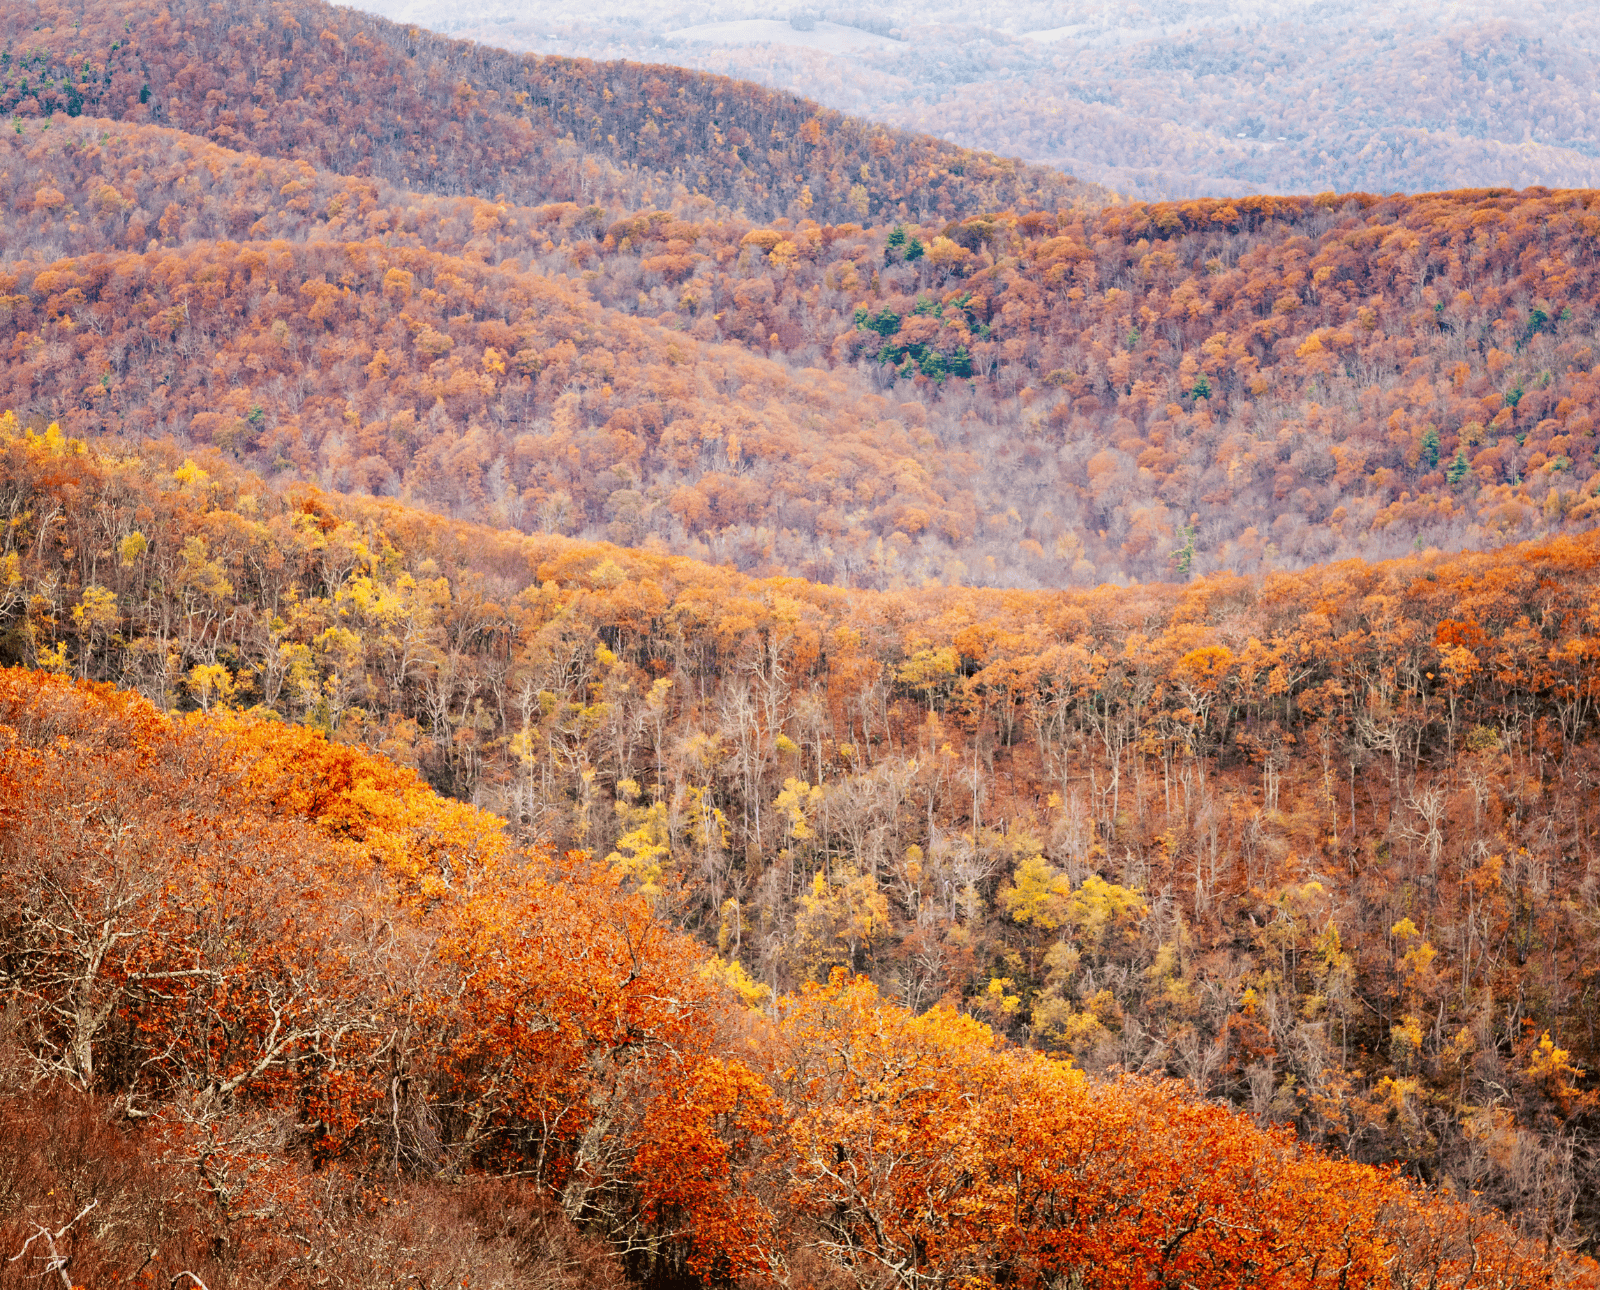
[0, 0, 1105, 223]
[3, 105, 1599, 587]
[2, 0, 1600, 1282]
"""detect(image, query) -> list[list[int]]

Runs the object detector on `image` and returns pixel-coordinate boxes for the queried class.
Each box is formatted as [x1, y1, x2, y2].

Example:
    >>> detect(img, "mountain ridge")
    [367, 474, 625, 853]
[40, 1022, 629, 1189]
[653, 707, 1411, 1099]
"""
[2, 0, 1110, 223]
[352, 0, 1600, 200]
[4, 110, 1599, 591]
[2, 1, 1600, 1279]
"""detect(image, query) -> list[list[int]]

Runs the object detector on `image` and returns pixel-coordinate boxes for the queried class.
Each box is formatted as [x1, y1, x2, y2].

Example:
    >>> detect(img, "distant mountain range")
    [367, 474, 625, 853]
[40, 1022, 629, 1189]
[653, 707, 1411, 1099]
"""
[349, 0, 1600, 199]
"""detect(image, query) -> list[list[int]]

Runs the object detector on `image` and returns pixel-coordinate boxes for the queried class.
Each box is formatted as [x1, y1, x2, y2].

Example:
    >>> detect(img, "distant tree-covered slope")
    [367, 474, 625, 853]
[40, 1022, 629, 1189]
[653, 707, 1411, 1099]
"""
[366, 0, 1600, 200]
[4, 112, 1599, 589]
[0, 0, 1107, 224]
[891, 6, 1600, 201]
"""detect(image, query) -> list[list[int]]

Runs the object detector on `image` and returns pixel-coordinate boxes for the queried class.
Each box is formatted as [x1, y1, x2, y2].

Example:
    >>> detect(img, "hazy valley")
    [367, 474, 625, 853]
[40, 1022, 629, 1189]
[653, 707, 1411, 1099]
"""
[351, 0, 1600, 199]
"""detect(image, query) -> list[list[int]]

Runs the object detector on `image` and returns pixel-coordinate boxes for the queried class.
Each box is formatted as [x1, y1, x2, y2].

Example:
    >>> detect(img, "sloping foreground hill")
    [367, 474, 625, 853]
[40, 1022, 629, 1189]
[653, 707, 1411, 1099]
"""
[5, 417, 1600, 1252]
[0, 664, 1593, 1289]
[0, 0, 1105, 225]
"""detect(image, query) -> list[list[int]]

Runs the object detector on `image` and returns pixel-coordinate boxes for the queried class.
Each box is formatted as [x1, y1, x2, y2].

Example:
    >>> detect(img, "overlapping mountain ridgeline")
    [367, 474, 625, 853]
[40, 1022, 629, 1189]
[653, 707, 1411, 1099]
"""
[0, 0, 1099, 225]
[402, 0, 1600, 201]
[2, 0, 1600, 1284]
[2, 89, 1600, 584]
[4, 419, 1600, 1282]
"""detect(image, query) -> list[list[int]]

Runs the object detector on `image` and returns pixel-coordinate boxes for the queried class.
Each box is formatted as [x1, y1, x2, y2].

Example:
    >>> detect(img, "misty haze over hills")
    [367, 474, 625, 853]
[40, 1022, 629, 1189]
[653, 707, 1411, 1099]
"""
[344, 0, 1600, 199]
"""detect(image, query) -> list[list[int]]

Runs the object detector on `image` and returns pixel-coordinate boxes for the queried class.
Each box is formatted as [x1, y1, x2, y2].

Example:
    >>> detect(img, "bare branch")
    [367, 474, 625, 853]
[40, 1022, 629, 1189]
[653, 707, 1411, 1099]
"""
[7, 1199, 98, 1290]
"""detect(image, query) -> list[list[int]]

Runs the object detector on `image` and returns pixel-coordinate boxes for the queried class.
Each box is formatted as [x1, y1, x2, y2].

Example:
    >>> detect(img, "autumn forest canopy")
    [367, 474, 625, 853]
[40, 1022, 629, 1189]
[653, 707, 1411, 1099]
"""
[2, 0, 1600, 1286]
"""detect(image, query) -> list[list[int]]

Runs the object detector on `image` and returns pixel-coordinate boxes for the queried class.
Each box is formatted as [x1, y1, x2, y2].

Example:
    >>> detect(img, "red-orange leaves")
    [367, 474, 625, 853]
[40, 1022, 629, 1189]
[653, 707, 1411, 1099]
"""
[203, 708, 510, 904]
[633, 1056, 783, 1280]
[0, 668, 773, 1283]
[428, 854, 779, 1277]
[0, 669, 369, 1104]
[779, 972, 1046, 1286]
[773, 972, 1518, 1290]
[2, 668, 1591, 1290]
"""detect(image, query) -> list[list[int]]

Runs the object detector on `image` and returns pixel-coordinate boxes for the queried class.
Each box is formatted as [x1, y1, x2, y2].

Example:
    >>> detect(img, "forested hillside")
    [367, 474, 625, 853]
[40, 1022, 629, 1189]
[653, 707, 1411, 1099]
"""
[3, 0, 1600, 1281]
[0, 577, 1595, 1288]
[4, 417, 1600, 1266]
[3, 109, 1599, 585]
[0, 0, 1102, 224]
[893, 6, 1600, 200]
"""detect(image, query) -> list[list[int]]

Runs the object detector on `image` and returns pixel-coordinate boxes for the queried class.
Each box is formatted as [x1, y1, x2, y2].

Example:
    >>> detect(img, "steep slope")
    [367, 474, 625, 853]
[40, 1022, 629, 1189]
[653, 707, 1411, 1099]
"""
[0, 664, 765, 1286]
[0, 657, 1593, 1289]
[2, 0, 1599, 1278]
[0, 0, 1107, 224]
[4, 419, 1600, 1255]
